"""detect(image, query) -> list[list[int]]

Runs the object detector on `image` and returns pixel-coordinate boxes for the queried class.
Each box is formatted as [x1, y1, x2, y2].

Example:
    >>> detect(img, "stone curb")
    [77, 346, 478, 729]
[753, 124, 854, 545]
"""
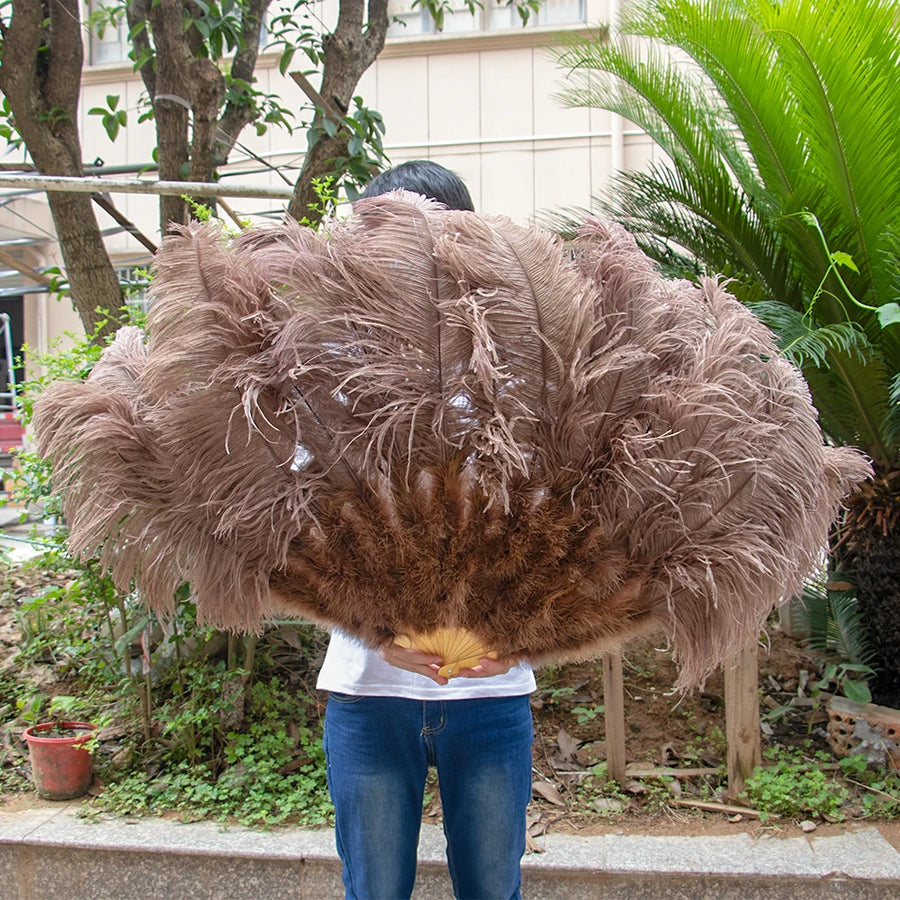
[2, 808, 900, 899]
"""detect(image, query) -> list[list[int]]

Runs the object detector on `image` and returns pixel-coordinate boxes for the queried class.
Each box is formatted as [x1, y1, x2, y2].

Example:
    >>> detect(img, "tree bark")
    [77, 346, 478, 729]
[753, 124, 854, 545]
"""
[216, 0, 269, 161]
[0, 0, 122, 336]
[143, 0, 195, 230]
[287, 0, 390, 224]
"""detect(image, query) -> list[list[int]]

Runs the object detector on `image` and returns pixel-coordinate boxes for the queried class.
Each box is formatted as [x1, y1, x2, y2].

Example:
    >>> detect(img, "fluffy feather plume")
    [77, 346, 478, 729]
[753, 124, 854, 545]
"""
[33, 196, 871, 687]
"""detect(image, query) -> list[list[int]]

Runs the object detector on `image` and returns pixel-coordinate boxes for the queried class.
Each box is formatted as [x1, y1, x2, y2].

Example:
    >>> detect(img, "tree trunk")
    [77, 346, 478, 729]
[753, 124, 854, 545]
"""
[145, 0, 195, 231]
[46, 192, 125, 336]
[288, 0, 389, 225]
[216, 0, 269, 162]
[835, 469, 900, 707]
[0, 0, 122, 337]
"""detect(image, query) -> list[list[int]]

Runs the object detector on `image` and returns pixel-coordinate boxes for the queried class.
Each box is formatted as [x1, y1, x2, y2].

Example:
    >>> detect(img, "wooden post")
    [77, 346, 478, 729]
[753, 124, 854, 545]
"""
[603, 650, 627, 787]
[724, 639, 762, 798]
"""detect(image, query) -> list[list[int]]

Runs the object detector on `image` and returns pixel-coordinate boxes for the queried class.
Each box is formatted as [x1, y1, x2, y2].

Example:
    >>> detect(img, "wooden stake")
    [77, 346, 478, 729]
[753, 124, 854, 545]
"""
[724, 639, 761, 797]
[603, 650, 627, 787]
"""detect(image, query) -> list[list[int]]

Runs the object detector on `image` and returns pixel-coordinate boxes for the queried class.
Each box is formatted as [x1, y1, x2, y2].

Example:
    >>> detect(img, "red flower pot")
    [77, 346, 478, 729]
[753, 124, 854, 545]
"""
[23, 722, 97, 800]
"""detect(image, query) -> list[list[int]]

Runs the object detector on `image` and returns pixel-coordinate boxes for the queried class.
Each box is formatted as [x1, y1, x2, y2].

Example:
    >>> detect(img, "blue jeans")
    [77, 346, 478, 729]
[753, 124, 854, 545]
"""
[323, 693, 534, 900]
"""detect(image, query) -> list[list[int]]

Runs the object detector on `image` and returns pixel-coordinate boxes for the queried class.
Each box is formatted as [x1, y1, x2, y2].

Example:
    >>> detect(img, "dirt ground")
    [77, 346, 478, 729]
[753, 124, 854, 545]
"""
[517, 623, 900, 850]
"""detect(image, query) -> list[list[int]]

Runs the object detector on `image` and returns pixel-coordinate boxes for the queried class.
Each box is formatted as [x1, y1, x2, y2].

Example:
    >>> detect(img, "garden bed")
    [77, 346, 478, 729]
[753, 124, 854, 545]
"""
[1, 555, 898, 846]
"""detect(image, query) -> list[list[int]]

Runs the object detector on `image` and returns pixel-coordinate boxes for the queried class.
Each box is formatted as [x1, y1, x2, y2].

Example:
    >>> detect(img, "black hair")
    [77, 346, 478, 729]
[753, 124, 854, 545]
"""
[361, 160, 474, 212]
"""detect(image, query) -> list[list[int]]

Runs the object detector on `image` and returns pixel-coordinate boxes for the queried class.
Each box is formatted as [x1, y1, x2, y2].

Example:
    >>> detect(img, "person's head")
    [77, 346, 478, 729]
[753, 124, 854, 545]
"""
[361, 160, 474, 212]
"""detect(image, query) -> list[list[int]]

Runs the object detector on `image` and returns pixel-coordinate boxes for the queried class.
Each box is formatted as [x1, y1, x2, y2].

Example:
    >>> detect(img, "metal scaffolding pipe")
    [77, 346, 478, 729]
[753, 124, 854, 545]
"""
[0, 174, 295, 201]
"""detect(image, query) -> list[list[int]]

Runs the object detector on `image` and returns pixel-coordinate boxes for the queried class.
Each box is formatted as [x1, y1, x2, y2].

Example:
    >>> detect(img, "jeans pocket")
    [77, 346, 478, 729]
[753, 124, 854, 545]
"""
[328, 691, 365, 704]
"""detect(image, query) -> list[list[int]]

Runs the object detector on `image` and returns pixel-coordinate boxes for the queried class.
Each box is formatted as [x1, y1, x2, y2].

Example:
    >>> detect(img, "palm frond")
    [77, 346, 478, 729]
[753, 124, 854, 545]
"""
[623, 0, 807, 203]
[748, 301, 872, 369]
[760, 0, 900, 294]
[802, 579, 876, 668]
[883, 373, 900, 448]
[603, 165, 799, 306]
[804, 356, 892, 452]
[550, 0, 900, 463]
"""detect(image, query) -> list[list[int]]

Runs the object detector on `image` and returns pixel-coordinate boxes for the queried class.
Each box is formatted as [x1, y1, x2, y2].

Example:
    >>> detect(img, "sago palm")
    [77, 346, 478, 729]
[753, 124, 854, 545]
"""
[554, 0, 900, 703]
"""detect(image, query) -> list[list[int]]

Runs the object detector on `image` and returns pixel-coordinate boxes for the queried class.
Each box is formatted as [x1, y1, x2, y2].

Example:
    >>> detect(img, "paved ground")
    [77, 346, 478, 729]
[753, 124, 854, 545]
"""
[2, 806, 900, 899]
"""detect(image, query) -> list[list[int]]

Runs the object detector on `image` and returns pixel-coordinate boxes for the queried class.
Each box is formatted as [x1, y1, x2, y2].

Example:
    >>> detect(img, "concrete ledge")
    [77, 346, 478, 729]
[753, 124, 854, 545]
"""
[1, 808, 899, 899]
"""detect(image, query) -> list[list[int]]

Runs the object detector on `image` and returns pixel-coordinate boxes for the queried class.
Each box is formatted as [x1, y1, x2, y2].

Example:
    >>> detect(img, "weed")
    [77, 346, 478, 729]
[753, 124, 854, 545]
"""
[571, 704, 605, 725]
[741, 745, 849, 821]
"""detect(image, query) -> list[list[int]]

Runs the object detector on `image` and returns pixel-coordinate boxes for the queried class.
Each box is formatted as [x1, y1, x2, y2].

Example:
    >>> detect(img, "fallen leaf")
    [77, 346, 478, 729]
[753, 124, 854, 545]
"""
[660, 742, 679, 765]
[574, 740, 606, 767]
[557, 727, 579, 762]
[532, 781, 566, 807]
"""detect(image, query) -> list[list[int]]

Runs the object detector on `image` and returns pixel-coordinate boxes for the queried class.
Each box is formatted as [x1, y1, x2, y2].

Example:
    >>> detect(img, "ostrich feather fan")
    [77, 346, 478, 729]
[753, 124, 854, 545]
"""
[33, 193, 871, 688]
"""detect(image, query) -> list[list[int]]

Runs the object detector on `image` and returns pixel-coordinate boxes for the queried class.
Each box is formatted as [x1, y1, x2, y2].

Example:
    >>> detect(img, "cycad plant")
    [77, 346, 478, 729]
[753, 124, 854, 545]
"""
[553, 0, 900, 704]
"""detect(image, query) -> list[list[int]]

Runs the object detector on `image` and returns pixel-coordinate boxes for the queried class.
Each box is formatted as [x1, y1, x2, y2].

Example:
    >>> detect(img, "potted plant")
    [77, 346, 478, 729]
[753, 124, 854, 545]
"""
[21, 697, 98, 800]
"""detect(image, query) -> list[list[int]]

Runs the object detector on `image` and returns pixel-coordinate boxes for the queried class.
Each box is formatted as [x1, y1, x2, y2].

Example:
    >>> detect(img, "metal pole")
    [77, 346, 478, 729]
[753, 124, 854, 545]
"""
[0, 174, 295, 201]
[0, 312, 17, 409]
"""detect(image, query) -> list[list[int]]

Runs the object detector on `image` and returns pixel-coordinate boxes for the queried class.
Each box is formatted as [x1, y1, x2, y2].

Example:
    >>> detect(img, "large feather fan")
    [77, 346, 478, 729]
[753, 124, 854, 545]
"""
[33, 194, 871, 688]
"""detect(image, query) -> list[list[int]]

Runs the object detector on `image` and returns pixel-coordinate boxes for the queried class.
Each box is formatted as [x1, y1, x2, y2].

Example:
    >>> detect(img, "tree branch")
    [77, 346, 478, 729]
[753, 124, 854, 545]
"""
[216, 0, 269, 162]
[287, 0, 389, 223]
[148, 0, 194, 228]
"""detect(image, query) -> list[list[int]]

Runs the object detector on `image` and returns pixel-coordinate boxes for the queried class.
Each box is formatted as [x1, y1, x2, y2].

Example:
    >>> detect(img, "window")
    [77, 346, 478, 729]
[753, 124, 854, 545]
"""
[87, 2, 130, 66]
[387, 0, 585, 38]
[488, 0, 584, 29]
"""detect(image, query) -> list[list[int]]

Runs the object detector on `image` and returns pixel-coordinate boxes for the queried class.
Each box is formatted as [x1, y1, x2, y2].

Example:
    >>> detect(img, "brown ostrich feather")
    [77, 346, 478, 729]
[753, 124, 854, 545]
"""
[32, 194, 871, 688]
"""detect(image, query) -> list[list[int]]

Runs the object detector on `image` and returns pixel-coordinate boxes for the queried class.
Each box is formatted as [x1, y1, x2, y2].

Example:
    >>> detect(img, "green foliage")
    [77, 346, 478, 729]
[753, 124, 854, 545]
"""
[573, 762, 629, 815]
[95, 660, 331, 827]
[554, 0, 900, 466]
[0, 97, 23, 150]
[306, 97, 388, 203]
[812, 661, 874, 705]
[88, 95, 127, 141]
[296, 175, 339, 227]
[742, 745, 850, 820]
[571, 703, 604, 725]
[800, 578, 875, 703]
[838, 754, 900, 819]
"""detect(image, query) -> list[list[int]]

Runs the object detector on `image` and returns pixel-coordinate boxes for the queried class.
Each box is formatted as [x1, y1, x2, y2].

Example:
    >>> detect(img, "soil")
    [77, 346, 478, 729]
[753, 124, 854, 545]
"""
[1, 557, 898, 851]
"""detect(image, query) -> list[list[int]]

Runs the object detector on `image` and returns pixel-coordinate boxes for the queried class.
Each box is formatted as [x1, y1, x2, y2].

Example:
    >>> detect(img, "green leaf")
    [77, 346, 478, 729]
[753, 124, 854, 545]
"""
[830, 251, 858, 272]
[278, 47, 295, 77]
[876, 303, 900, 329]
[842, 679, 872, 704]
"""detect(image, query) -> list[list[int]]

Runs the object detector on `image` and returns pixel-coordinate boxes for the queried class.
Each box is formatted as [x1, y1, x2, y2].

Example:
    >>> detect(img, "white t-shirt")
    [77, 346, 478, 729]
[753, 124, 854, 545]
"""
[317, 629, 536, 701]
